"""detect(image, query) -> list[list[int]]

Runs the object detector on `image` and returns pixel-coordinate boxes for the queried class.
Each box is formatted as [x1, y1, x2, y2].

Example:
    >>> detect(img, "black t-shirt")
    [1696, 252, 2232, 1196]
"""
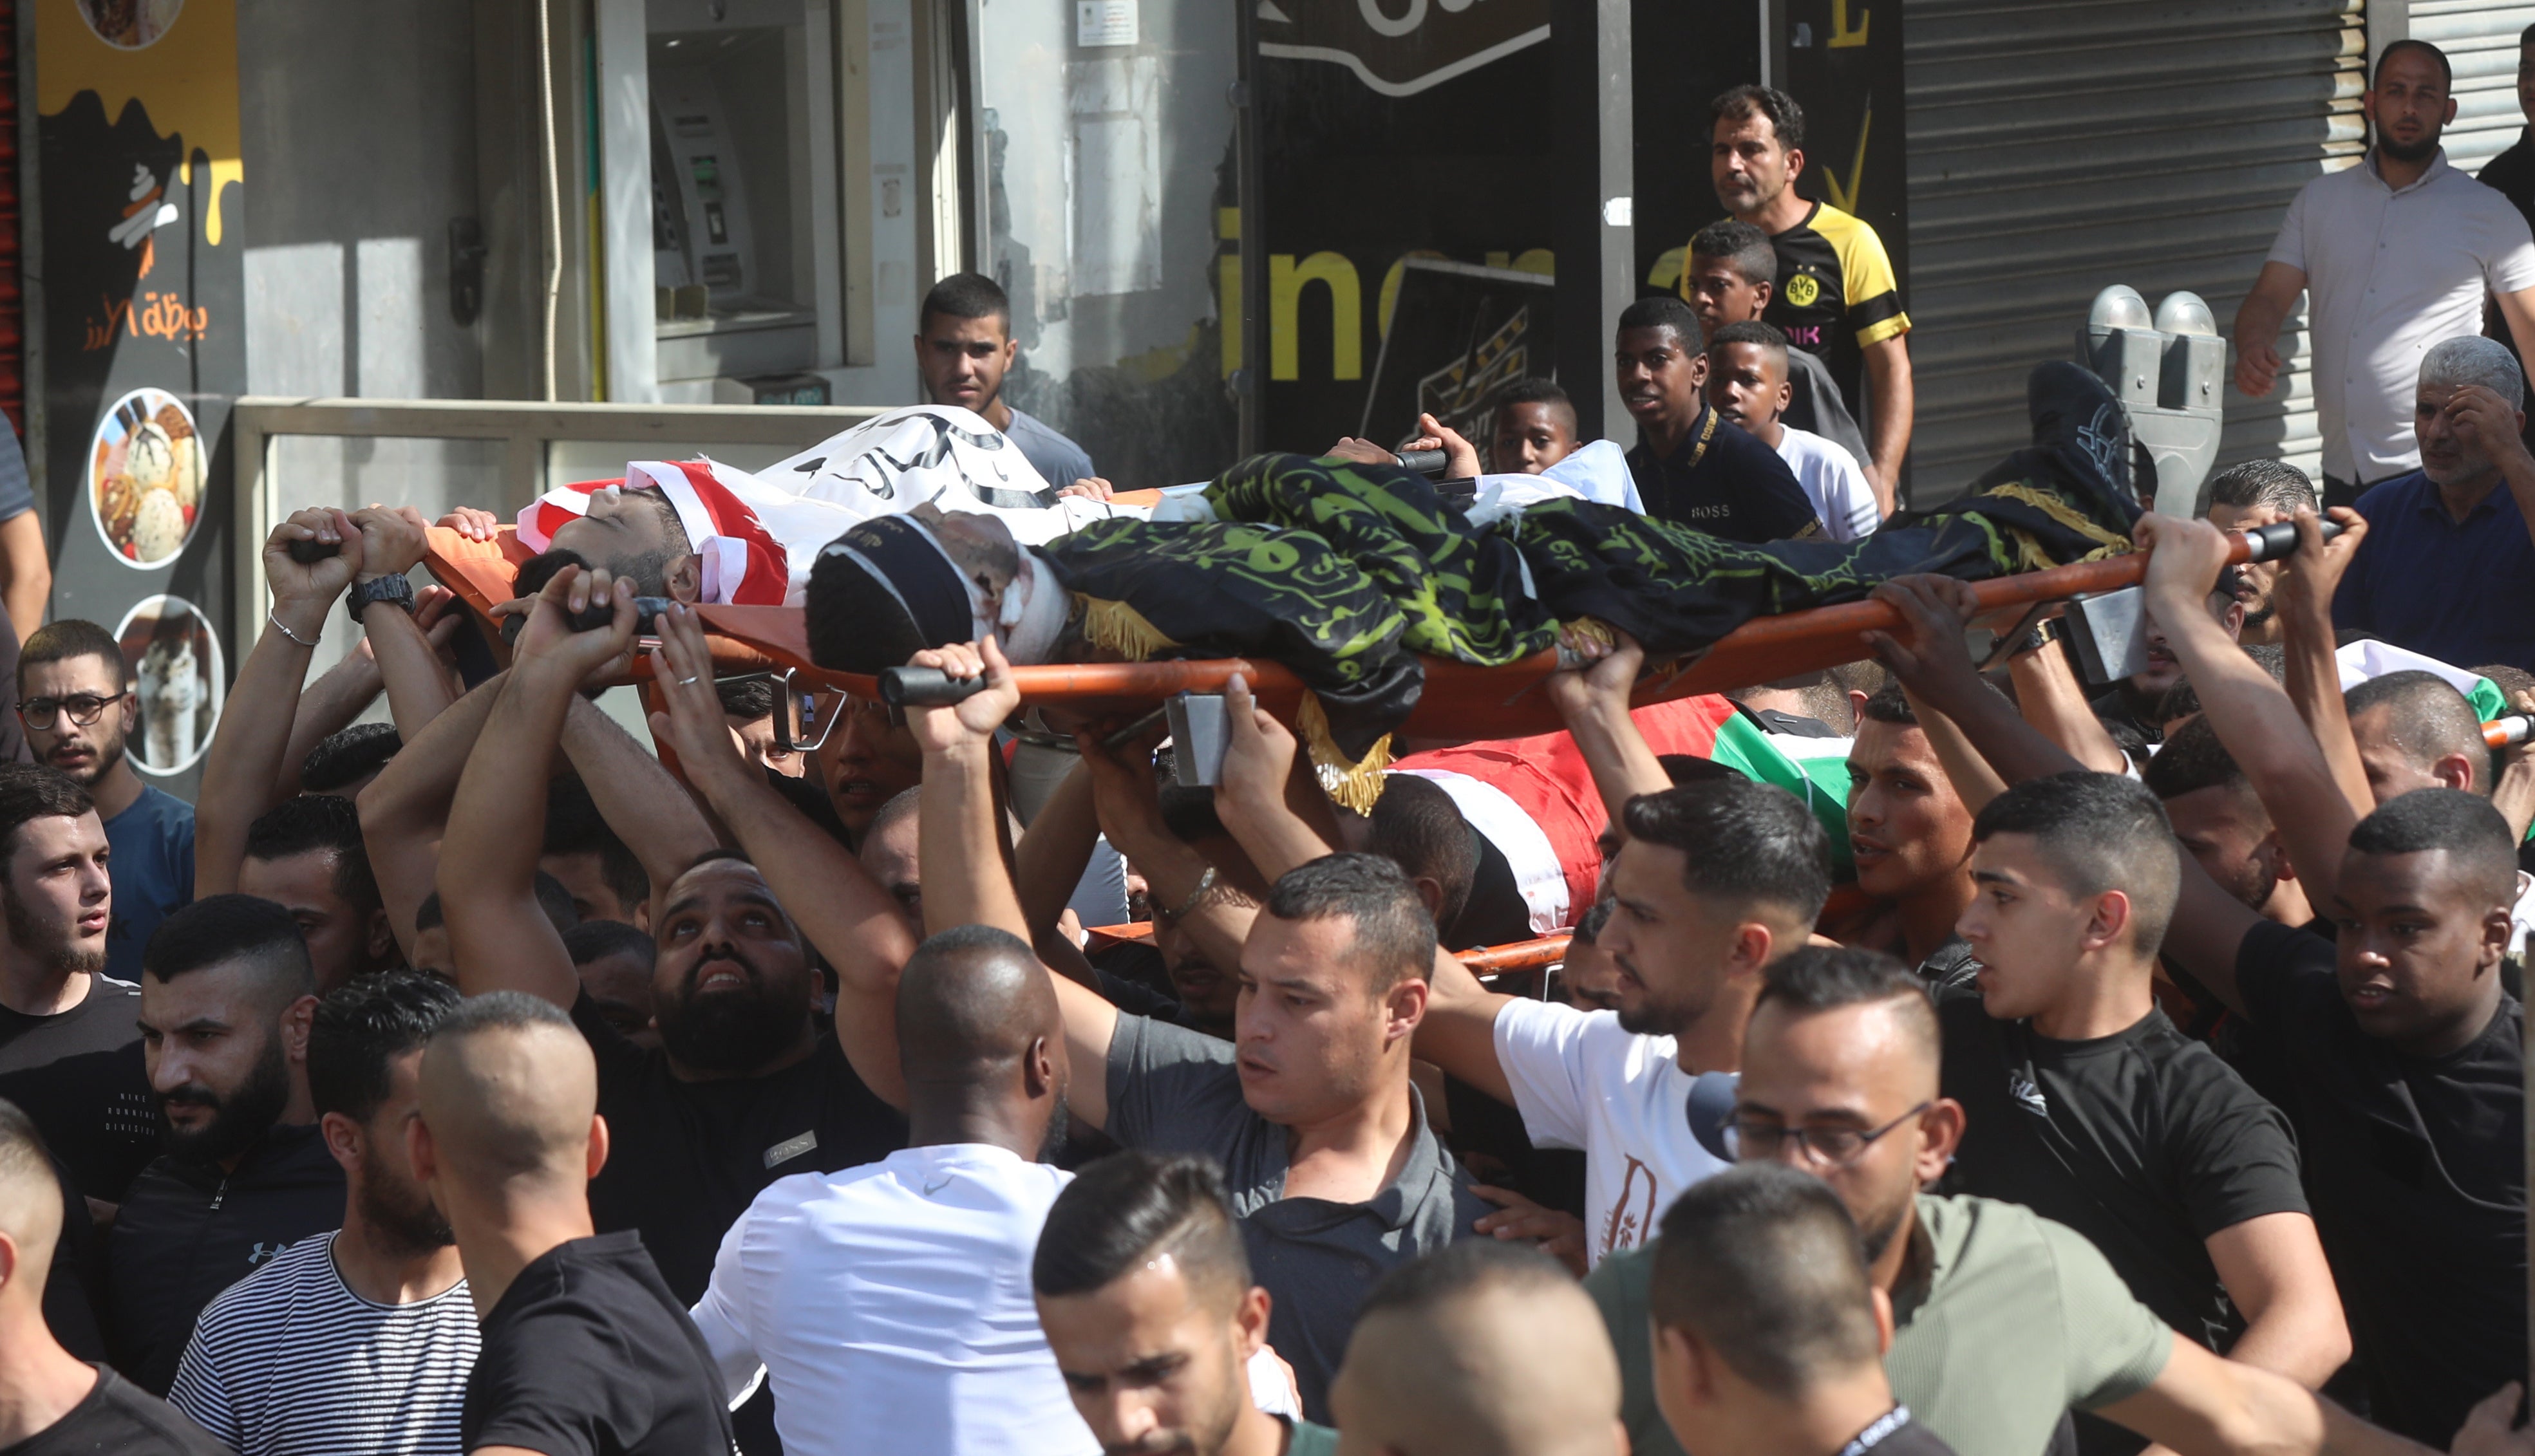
[462, 1231, 736, 1456]
[573, 993, 905, 1304]
[1623, 405, 1823, 543]
[1938, 998, 2307, 1456]
[0, 977, 160, 1200]
[0, 1367, 225, 1456]
[2232, 919, 2527, 1444]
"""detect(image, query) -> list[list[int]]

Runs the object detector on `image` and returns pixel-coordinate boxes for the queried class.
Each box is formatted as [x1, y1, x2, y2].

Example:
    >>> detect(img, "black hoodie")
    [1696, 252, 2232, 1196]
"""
[105, 1122, 345, 1394]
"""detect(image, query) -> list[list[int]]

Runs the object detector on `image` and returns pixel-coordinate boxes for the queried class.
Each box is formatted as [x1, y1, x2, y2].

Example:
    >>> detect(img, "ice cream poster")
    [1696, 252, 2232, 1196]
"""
[36, 0, 243, 793]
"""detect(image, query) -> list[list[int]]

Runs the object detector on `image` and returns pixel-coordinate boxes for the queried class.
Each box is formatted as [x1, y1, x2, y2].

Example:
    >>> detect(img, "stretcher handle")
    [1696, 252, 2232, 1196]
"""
[2234, 518, 2345, 563]
[880, 666, 988, 707]
[287, 539, 340, 564]
[1394, 448, 1447, 476]
[2487, 716, 2532, 749]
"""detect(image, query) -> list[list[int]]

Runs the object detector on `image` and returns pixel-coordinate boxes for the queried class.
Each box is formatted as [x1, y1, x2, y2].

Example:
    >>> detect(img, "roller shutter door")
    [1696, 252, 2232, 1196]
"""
[1903, 1, 2365, 500]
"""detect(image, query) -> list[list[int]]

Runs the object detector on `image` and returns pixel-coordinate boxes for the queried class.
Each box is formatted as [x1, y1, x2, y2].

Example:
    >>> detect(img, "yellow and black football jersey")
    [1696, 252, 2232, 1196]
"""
[1682, 200, 1908, 416]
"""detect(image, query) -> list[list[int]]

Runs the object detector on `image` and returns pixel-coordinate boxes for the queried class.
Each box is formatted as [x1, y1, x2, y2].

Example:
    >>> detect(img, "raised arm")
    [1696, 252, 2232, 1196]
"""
[1073, 728, 1258, 991]
[1859, 335, 1913, 503]
[2138, 514, 2359, 910]
[1863, 577, 2089, 788]
[2005, 624, 2130, 774]
[441, 565, 639, 1007]
[274, 644, 382, 799]
[644, 604, 914, 1107]
[559, 686, 722, 917]
[1015, 759, 1103, 937]
[2100, 1331, 2471, 1456]
[1212, 675, 1335, 883]
[357, 672, 505, 956]
[197, 509, 365, 895]
[2205, 1212, 2350, 1392]
[2272, 507, 2373, 817]
[2230, 260, 2308, 401]
[1545, 631, 1670, 825]
[912, 637, 1120, 1132]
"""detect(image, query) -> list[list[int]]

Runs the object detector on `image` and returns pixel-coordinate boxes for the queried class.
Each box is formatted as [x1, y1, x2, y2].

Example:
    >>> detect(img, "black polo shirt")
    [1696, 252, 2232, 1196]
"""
[1623, 405, 1822, 543]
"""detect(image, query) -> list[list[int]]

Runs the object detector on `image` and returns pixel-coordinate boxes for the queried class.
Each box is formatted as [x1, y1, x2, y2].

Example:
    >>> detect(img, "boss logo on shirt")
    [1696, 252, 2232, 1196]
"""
[764, 1131, 818, 1170]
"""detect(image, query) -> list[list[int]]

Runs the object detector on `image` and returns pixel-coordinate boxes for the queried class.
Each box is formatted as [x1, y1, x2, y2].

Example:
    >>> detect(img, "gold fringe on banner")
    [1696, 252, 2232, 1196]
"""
[1079, 597, 1179, 662]
[1296, 691, 1393, 814]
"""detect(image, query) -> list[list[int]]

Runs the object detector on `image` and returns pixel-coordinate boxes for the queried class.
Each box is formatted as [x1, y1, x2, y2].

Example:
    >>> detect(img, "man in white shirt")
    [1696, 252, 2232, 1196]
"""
[2234, 39, 2535, 507]
[169, 973, 478, 1456]
[1705, 321, 1881, 541]
[1411, 633, 1833, 1267]
[686, 923, 1097, 1456]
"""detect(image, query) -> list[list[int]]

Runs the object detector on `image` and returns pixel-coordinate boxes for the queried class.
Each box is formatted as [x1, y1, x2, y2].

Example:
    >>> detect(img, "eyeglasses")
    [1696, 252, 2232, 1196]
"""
[19, 694, 121, 730]
[1726, 1101, 1932, 1168]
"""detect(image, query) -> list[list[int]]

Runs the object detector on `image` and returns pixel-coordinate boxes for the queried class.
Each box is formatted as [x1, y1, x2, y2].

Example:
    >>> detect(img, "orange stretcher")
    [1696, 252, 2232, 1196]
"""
[420, 518, 2266, 740]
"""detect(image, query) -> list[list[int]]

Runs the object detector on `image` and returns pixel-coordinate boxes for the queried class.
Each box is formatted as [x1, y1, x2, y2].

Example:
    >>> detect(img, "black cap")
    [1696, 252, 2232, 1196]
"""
[806, 515, 974, 675]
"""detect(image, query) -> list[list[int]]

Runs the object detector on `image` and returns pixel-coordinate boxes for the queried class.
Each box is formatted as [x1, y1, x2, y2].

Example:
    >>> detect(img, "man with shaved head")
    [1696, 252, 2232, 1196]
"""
[1327, 1240, 1623, 1456]
[413, 990, 734, 1456]
[1035, 1150, 1328, 1456]
[0, 1098, 225, 1453]
[2343, 670, 2495, 802]
[687, 923, 1090, 1455]
[111, 894, 342, 1395]
[1650, 1163, 1955, 1456]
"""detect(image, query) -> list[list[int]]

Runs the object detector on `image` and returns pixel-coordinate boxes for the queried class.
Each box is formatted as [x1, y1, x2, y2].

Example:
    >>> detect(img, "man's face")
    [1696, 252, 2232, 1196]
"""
[1489, 401, 1580, 476]
[1845, 720, 1973, 904]
[238, 850, 381, 995]
[2367, 48, 2454, 163]
[2332, 848, 2511, 1049]
[1705, 343, 1789, 438]
[1711, 112, 1798, 218]
[915, 311, 1017, 416]
[2203, 503, 2285, 631]
[540, 850, 639, 925]
[2161, 784, 2284, 913]
[141, 960, 298, 1164]
[1735, 999, 1940, 1265]
[1596, 840, 1743, 1038]
[2132, 591, 2242, 699]
[856, 814, 923, 937]
[652, 861, 815, 1074]
[1955, 834, 2093, 1022]
[820, 696, 924, 842]
[1682, 252, 1768, 332]
[545, 485, 689, 599]
[1558, 936, 1623, 1013]
[579, 949, 661, 1049]
[1234, 913, 1406, 1126]
[729, 713, 805, 778]
[354, 1050, 453, 1255]
[1038, 1260, 1259, 1456]
[2346, 704, 2466, 802]
[1615, 326, 1706, 431]
[1154, 915, 1238, 1032]
[0, 813, 111, 978]
[19, 653, 135, 788]
[2415, 381, 2516, 490]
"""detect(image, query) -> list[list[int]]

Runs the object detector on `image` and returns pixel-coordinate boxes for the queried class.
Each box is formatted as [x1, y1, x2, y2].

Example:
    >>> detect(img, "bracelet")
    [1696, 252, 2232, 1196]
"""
[1156, 866, 1218, 926]
[267, 609, 320, 648]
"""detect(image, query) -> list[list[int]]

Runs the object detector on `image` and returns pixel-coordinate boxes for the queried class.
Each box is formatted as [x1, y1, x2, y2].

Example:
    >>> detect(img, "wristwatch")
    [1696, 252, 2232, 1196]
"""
[347, 573, 416, 625]
[2008, 617, 2062, 657]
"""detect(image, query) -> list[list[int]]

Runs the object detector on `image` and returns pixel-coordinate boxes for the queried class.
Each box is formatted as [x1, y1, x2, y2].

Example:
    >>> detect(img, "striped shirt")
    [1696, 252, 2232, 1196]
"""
[167, 1231, 478, 1456]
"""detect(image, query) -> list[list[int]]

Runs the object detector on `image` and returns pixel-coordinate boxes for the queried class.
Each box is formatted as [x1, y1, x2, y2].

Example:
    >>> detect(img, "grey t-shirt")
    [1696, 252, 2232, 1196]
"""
[1003, 407, 1097, 491]
[1106, 1013, 1485, 1423]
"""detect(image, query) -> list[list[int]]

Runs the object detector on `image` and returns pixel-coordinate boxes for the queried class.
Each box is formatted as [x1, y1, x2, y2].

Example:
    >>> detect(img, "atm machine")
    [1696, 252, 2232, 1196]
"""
[641, 0, 842, 404]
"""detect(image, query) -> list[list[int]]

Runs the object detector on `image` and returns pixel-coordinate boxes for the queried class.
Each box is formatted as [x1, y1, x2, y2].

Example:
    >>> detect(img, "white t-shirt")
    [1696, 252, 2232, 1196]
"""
[1493, 998, 1733, 1269]
[1772, 425, 1881, 542]
[168, 1231, 479, 1456]
[690, 1143, 1098, 1456]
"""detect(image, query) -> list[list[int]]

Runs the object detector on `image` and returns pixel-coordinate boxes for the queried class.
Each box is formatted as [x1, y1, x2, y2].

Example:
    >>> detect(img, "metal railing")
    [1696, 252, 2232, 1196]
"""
[231, 395, 891, 640]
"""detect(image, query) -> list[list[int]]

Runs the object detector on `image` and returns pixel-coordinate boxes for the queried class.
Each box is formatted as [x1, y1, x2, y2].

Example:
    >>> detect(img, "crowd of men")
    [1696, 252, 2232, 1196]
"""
[0, 45, 2534, 1456]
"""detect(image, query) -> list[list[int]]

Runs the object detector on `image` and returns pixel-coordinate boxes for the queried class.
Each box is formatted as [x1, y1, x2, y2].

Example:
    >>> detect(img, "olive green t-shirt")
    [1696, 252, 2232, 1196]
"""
[1588, 1193, 2174, 1456]
[1281, 1415, 1341, 1455]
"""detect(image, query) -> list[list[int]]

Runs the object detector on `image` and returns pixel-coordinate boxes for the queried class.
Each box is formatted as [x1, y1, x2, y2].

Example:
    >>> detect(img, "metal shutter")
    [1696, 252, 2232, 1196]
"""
[2413, 2, 2535, 176]
[1904, 0, 2365, 501]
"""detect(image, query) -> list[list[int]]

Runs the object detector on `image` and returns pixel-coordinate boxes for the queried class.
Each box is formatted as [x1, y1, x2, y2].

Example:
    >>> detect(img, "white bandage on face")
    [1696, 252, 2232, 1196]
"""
[999, 553, 1068, 665]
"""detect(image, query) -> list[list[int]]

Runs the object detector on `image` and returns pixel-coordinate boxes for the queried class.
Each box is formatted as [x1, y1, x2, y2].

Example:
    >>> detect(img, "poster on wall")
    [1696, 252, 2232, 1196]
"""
[36, 0, 245, 801]
[1359, 259, 1556, 453]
